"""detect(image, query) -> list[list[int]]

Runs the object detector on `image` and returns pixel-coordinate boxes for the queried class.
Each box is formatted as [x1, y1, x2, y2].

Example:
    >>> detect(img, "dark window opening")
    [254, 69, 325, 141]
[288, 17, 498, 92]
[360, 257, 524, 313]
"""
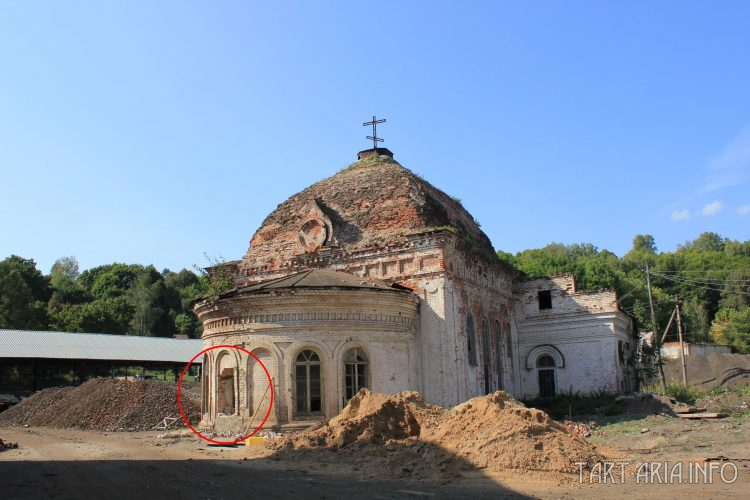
[537, 355, 556, 397]
[494, 320, 504, 390]
[538, 290, 552, 310]
[505, 323, 513, 369]
[467, 314, 477, 366]
[538, 369, 555, 397]
[481, 318, 491, 394]
[344, 348, 369, 403]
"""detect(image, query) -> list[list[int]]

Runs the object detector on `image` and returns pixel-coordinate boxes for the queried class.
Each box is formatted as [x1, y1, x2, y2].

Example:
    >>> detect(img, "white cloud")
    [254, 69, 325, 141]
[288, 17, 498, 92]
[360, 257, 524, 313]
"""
[663, 125, 750, 215]
[671, 209, 691, 221]
[701, 200, 725, 216]
[705, 126, 750, 192]
[738, 204, 750, 216]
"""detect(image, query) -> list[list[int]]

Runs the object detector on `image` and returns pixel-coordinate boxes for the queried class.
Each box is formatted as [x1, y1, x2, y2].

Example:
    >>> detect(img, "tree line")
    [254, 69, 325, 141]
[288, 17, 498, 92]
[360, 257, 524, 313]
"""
[0, 256, 207, 338]
[2, 231, 748, 348]
[498, 232, 750, 353]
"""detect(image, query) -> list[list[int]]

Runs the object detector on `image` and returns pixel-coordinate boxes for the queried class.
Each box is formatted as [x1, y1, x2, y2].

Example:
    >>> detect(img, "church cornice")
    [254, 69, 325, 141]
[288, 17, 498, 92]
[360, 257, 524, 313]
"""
[201, 309, 418, 338]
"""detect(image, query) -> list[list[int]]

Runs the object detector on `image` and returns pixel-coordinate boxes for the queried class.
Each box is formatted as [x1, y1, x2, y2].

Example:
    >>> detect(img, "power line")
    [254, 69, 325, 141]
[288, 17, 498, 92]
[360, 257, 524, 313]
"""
[652, 272, 748, 288]
[651, 272, 750, 297]
[616, 284, 641, 303]
[657, 275, 750, 286]
[652, 270, 750, 282]
[651, 269, 748, 274]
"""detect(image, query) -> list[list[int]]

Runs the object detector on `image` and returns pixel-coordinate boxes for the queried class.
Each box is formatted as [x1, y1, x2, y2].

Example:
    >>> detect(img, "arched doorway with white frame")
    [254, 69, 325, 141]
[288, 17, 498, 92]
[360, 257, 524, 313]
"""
[525, 345, 565, 399]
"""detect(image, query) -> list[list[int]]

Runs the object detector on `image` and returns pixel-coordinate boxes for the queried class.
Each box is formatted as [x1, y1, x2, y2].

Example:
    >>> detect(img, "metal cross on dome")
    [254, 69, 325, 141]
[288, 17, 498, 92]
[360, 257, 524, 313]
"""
[363, 115, 386, 150]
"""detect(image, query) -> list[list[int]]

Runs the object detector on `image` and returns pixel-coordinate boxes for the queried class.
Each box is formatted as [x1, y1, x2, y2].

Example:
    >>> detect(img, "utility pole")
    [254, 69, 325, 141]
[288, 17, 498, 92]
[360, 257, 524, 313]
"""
[675, 294, 688, 385]
[646, 263, 667, 393]
[660, 308, 677, 344]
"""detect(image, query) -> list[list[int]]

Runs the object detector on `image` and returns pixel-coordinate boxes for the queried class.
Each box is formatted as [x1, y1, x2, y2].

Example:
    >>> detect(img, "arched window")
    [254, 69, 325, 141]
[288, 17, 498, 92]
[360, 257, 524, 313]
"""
[466, 314, 477, 366]
[343, 348, 369, 402]
[537, 355, 556, 398]
[537, 355, 555, 368]
[505, 322, 513, 368]
[481, 318, 491, 394]
[295, 349, 322, 414]
[494, 320, 503, 390]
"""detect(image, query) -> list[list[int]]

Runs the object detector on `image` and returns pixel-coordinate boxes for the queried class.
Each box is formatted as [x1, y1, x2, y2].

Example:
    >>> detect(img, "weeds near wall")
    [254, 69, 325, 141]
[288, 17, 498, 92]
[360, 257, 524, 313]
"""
[522, 389, 624, 420]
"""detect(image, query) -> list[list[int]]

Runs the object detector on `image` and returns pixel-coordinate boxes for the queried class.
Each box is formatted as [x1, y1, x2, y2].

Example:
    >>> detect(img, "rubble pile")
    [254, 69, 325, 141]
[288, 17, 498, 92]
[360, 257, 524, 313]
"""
[562, 420, 593, 437]
[268, 389, 607, 480]
[697, 388, 750, 414]
[0, 379, 200, 431]
[0, 438, 18, 451]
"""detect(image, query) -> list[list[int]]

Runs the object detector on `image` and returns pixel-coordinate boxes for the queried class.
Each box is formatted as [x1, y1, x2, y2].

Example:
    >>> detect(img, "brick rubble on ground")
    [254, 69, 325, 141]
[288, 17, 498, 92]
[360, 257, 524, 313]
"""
[0, 379, 201, 431]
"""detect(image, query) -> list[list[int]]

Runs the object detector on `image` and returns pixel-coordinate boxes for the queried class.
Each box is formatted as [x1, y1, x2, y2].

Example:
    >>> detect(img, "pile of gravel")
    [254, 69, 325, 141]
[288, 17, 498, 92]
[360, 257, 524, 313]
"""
[0, 379, 201, 431]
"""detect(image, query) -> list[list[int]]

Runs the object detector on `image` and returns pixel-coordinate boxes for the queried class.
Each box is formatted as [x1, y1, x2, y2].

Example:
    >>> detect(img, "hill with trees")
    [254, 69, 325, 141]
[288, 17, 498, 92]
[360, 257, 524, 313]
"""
[1, 232, 748, 348]
[0, 256, 206, 338]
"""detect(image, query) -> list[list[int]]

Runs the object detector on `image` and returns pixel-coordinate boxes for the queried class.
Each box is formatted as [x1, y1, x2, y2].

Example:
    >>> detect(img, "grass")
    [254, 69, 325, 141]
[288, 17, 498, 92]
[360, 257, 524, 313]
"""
[641, 382, 708, 405]
[522, 389, 623, 420]
[706, 386, 724, 397]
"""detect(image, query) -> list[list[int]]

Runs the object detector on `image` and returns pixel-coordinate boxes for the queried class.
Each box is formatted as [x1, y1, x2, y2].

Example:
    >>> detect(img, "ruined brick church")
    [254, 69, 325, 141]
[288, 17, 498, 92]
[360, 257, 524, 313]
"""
[193, 147, 636, 430]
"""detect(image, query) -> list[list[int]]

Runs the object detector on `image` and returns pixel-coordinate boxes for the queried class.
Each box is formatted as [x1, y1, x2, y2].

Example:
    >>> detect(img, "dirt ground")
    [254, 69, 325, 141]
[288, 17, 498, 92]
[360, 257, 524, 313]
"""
[1, 412, 749, 499]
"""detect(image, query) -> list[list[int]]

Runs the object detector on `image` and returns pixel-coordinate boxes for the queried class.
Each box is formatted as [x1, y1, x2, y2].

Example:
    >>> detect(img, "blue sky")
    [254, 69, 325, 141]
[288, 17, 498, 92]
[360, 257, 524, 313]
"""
[1, 1, 749, 274]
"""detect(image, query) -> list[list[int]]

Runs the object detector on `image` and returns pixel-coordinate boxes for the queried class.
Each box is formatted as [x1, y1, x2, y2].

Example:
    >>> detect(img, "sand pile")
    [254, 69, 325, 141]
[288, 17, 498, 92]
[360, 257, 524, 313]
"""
[286, 391, 439, 449]
[421, 393, 604, 473]
[0, 379, 200, 431]
[268, 389, 606, 480]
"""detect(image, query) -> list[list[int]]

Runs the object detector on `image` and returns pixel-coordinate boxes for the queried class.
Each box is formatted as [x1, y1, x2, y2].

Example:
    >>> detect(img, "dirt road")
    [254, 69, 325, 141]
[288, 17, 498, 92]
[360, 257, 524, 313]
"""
[1, 414, 749, 499]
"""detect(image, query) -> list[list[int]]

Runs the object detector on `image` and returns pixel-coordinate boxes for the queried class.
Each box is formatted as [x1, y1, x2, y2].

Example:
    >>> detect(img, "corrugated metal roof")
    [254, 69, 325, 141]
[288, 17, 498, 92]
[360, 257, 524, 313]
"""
[0, 330, 203, 363]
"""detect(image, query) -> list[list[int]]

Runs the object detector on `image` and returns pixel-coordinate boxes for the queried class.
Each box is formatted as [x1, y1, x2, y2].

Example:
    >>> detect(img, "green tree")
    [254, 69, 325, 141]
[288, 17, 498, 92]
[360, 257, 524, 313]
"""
[682, 232, 726, 253]
[129, 267, 171, 337]
[48, 256, 86, 311]
[683, 296, 710, 343]
[0, 255, 51, 329]
[621, 234, 657, 273]
[52, 297, 133, 334]
[719, 269, 750, 311]
[78, 263, 146, 299]
[723, 308, 750, 353]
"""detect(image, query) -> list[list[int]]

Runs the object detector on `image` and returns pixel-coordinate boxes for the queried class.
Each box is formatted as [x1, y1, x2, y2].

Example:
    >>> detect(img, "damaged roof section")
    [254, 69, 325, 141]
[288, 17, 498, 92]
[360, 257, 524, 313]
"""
[222, 269, 412, 297]
[241, 155, 496, 272]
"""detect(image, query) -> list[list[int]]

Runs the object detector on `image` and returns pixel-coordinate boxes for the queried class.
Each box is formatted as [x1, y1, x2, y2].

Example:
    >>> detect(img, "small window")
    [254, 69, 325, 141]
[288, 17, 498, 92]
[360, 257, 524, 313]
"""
[538, 290, 552, 310]
[467, 314, 477, 366]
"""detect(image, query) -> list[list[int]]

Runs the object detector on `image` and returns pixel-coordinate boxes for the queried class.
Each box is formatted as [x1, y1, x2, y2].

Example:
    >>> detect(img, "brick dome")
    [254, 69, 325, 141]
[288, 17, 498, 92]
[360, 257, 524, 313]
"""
[240, 155, 496, 273]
